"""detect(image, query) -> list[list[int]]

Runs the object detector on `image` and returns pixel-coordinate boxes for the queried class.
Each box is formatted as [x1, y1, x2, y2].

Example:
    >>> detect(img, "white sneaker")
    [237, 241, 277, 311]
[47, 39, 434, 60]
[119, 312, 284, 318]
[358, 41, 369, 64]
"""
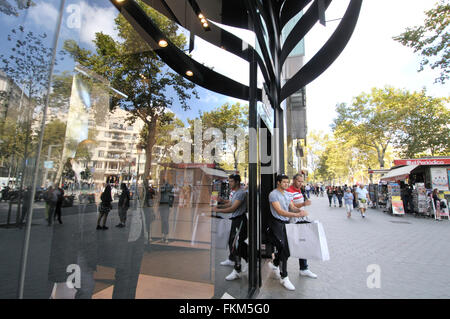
[268, 261, 278, 270]
[225, 269, 241, 281]
[220, 259, 235, 266]
[280, 277, 295, 290]
[241, 263, 248, 273]
[299, 269, 318, 279]
[268, 261, 281, 278]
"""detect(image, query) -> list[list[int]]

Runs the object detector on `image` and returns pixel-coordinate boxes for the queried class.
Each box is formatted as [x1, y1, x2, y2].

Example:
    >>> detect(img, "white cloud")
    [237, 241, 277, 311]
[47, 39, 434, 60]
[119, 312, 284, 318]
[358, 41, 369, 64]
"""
[78, 2, 119, 46]
[28, 2, 59, 31]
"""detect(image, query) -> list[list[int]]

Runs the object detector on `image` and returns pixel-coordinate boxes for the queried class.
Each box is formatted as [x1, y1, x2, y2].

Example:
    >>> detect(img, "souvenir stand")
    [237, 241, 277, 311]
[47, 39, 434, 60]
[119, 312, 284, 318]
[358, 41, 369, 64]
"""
[386, 182, 405, 216]
[377, 182, 388, 208]
[412, 183, 432, 217]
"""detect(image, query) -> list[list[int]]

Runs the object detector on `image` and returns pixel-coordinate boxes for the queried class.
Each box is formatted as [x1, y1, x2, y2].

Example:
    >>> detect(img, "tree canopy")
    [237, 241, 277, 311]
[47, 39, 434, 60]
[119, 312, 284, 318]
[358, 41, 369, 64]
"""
[332, 87, 449, 170]
[63, 1, 198, 187]
[393, 0, 450, 84]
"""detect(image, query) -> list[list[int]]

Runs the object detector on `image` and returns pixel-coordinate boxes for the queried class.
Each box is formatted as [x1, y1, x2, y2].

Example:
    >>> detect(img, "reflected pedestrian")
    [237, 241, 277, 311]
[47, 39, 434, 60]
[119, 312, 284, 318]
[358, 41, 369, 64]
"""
[212, 174, 248, 281]
[97, 184, 112, 230]
[116, 183, 130, 228]
[44, 186, 57, 226]
[53, 186, 64, 224]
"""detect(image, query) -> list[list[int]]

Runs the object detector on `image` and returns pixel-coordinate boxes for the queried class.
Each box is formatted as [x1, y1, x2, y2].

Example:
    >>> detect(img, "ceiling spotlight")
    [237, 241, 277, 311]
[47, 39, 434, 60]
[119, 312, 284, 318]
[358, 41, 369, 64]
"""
[186, 70, 193, 77]
[200, 18, 206, 23]
[158, 39, 168, 48]
[203, 22, 208, 28]
[198, 13, 204, 19]
[115, 0, 127, 3]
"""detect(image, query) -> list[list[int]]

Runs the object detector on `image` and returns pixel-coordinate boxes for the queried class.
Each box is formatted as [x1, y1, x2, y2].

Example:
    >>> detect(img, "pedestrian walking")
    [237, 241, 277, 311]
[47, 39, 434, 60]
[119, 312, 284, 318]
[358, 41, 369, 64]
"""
[267, 174, 308, 291]
[327, 186, 333, 207]
[285, 173, 318, 279]
[336, 186, 344, 207]
[344, 188, 354, 218]
[53, 186, 64, 224]
[331, 186, 338, 207]
[159, 181, 173, 243]
[352, 185, 358, 209]
[212, 174, 248, 281]
[97, 184, 113, 230]
[44, 186, 58, 226]
[116, 183, 130, 228]
[355, 184, 370, 218]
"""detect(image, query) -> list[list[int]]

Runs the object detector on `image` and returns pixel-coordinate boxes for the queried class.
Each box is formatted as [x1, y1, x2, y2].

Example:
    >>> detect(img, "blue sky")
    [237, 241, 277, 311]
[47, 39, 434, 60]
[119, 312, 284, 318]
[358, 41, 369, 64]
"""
[1, 0, 448, 131]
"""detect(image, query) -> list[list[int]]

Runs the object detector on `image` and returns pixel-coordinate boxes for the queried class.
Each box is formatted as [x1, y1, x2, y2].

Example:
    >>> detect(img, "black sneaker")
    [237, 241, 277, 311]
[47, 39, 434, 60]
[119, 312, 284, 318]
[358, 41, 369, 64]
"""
[116, 223, 122, 228]
[102, 226, 109, 230]
[96, 225, 102, 230]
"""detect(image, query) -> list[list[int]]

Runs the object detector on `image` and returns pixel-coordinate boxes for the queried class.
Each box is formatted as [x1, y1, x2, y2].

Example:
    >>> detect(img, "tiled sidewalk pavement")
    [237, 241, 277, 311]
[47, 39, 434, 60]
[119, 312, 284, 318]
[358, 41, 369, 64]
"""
[257, 195, 450, 299]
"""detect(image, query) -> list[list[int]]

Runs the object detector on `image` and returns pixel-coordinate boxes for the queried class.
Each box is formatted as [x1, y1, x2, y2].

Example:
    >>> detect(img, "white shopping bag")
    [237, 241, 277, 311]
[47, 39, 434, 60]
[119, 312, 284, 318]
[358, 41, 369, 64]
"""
[285, 221, 330, 261]
[212, 217, 231, 249]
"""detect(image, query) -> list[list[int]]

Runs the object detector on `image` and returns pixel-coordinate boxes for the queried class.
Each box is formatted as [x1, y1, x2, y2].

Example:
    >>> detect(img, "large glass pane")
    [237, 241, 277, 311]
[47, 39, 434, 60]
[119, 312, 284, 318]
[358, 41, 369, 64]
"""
[1, 0, 251, 299]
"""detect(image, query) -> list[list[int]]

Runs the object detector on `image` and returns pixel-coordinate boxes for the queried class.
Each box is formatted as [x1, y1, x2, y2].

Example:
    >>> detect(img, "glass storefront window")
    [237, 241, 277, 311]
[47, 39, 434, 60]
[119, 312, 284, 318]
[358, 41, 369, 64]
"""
[1, 0, 251, 299]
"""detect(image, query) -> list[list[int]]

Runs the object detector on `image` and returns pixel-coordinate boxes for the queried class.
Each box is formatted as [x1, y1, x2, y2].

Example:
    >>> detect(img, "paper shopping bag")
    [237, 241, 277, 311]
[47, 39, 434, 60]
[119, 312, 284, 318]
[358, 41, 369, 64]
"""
[285, 221, 330, 261]
[212, 217, 232, 249]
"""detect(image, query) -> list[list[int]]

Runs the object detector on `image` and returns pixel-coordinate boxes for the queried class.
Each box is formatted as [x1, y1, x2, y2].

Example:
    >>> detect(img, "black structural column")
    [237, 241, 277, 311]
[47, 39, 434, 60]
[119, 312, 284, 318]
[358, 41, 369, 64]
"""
[247, 37, 260, 298]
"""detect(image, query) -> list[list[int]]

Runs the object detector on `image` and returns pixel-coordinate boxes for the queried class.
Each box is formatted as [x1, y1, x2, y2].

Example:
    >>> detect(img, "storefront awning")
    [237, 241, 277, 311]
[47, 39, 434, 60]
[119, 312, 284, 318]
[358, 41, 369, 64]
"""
[200, 167, 229, 178]
[380, 165, 419, 182]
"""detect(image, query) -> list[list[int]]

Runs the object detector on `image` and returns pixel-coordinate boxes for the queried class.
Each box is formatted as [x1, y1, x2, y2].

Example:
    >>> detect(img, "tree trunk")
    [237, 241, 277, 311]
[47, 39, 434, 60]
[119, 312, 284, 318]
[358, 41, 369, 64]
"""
[143, 116, 158, 205]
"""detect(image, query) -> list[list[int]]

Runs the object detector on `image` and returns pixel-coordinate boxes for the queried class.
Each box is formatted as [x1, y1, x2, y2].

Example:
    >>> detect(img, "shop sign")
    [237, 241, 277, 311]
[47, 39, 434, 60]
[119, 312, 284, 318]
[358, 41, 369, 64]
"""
[391, 196, 405, 215]
[44, 161, 54, 169]
[394, 158, 450, 166]
[430, 167, 449, 191]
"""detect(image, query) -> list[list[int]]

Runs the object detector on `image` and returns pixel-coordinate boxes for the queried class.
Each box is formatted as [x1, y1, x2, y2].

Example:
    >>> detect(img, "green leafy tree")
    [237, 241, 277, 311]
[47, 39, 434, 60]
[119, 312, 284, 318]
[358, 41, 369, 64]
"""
[333, 87, 413, 168]
[393, 0, 450, 84]
[0, 0, 35, 17]
[63, 2, 198, 194]
[395, 91, 450, 157]
[188, 102, 249, 171]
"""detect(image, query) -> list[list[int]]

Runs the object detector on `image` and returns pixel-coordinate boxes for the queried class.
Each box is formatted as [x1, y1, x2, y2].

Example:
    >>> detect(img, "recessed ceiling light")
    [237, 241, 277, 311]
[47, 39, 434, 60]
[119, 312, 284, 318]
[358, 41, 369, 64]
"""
[198, 13, 204, 19]
[158, 39, 168, 47]
[186, 70, 193, 77]
[203, 22, 208, 28]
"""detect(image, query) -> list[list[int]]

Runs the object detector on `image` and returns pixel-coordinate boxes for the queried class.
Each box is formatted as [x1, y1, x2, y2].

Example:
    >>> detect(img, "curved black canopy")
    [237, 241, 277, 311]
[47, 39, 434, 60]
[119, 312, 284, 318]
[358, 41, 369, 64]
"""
[110, 0, 362, 109]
